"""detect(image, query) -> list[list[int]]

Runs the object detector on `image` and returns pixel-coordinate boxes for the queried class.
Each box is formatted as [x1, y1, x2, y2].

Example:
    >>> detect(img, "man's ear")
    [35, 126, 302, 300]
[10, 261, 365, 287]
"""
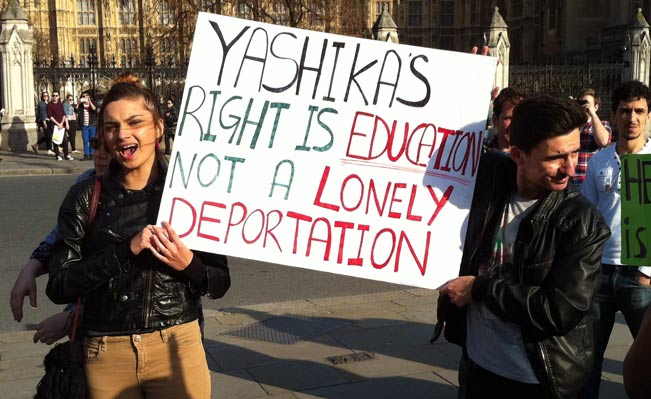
[510, 146, 526, 166]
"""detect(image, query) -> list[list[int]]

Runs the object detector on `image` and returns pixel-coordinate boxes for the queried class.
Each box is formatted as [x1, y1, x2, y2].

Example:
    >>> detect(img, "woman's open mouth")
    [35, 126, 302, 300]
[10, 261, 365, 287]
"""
[119, 144, 138, 160]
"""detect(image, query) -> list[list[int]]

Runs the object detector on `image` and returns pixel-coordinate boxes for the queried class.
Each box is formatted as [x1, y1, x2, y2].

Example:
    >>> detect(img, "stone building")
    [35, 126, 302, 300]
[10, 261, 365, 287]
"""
[4, 1, 651, 68]
[0, 0, 367, 68]
[363, 0, 651, 63]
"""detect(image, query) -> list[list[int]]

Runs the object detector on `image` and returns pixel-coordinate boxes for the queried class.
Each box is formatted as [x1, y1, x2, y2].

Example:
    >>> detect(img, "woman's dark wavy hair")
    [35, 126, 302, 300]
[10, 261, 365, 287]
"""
[509, 95, 586, 153]
[96, 72, 166, 165]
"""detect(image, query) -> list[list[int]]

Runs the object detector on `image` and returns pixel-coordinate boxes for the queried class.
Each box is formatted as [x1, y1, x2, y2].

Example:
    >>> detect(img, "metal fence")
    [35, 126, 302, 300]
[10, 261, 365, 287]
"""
[33, 63, 187, 108]
[510, 63, 624, 119]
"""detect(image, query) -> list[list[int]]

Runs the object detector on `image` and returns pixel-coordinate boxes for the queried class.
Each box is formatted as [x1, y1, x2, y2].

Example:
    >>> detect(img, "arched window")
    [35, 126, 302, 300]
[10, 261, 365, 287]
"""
[159, 1, 174, 25]
[119, 0, 136, 25]
[408, 1, 423, 27]
[77, 0, 96, 25]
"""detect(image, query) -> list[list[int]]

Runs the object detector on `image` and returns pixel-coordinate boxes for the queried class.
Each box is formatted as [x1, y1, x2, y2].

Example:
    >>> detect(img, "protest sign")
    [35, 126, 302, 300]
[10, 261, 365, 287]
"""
[621, 154, 651, 265]
[157, 12, 497, 289]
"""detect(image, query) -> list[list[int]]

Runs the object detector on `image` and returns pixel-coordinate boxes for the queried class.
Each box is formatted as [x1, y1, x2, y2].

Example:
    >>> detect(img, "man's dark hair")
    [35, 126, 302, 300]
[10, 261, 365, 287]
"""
[611, 80, 651, 113]
[578, 88, 601, 106]
[493, 87, 527, 117]
[509, 95, 585, 153]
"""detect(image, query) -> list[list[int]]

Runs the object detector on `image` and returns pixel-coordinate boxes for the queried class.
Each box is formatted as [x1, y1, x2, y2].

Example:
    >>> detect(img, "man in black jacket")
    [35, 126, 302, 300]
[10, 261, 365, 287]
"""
[438, 95, 610, 399]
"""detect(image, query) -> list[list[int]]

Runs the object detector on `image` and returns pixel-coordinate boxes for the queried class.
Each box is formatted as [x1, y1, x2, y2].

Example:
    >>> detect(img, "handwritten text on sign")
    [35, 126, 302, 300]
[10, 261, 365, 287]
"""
[157, 13, 497, 289]
[621, 154, 651, 265]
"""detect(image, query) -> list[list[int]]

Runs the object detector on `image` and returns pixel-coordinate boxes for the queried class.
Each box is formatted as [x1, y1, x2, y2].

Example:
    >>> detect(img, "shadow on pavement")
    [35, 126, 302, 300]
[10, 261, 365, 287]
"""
[202, 306, 460, 398]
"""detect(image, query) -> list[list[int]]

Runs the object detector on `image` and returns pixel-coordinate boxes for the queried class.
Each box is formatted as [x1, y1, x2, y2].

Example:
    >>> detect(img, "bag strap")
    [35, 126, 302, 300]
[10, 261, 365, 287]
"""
[71, 176, 101, 343]
[88, 176, 101, 224]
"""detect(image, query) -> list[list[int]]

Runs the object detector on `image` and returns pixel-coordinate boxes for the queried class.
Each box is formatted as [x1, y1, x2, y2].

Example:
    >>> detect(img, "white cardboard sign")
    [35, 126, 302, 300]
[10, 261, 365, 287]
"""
[157, 12, 497, 290]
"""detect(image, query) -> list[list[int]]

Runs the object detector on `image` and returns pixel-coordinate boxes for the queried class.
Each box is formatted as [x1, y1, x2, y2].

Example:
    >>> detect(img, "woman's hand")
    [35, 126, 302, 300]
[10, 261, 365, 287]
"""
[33, 310, 71, 345]
[10, 259, 45, 322]
[129, 225, 158, 255]
[149, 221, 194, 271]
[130, 222, 193, 270]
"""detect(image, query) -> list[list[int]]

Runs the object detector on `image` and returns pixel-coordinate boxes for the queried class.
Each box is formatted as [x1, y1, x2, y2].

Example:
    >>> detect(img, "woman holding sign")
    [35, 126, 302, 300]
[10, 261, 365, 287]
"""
[46, 73, 230, 399]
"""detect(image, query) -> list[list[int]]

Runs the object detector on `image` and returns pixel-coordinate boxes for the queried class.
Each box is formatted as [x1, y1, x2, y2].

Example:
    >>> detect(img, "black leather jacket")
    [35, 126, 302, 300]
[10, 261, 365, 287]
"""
[46, 161, 230, 334]
[440, 152, 610, 399]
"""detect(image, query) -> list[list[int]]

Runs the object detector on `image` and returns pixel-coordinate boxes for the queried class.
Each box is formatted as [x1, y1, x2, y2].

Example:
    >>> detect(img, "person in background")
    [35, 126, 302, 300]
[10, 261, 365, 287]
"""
[76, 90, 97, 161]
[483, 87, 526, 154]
[47, 72, 230, 399]
[437, 95, 610, 399]
[162, 97, 178, 156]
[63, 94, 81, 154]
[31, 91, 54, 155]
[578, 80, 651, 399]
[569, 88, 612, 187]
[9, 138, 111, 344]
[46, 91, 72, 161]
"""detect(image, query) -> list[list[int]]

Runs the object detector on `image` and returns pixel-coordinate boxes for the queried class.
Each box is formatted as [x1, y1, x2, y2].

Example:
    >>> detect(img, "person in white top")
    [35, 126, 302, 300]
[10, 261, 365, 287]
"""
[579, 80, 651, 399]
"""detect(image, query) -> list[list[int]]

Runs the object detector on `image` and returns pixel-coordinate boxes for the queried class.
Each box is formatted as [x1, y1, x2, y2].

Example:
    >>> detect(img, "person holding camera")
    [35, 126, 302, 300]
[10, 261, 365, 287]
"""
[570, 88, 612, 187]
[76, 90, 97, 161]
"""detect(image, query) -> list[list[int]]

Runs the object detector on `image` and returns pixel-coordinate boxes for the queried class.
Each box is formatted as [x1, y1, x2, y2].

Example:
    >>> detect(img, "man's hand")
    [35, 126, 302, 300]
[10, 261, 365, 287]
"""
[581, 101, 597, 116]
[470, 46, 500, 99]
[470, 45, 489, 56]
[10, 258, 45, 322]
[439, 276, 476, 307]
[636, 271, 651, 286]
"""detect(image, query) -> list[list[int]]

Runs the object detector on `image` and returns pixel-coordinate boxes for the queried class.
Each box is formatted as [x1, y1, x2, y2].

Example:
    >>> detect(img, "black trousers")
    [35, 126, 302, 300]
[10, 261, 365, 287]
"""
[35, 120, 52, 150]
[67, 120, 78, 151]
[459, 353, 550, 399]
[53, 135, 69, 158]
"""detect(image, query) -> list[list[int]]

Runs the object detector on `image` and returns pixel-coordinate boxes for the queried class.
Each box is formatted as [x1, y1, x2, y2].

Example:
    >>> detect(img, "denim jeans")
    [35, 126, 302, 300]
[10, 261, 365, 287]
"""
[82, 125, 96, 156]
[578, 265, 651, 399]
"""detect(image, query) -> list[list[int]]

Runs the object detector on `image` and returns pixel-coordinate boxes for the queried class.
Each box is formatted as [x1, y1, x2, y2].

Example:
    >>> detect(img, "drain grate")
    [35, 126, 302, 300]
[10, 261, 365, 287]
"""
[326, 351, 376, 365]
[221, 314, 351, 345]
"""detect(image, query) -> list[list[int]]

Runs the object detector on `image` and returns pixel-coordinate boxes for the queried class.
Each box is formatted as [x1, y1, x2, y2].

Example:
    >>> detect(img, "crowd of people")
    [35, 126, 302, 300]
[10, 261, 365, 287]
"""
[29, 89, 177, 161]
[9, 56, 651, 399]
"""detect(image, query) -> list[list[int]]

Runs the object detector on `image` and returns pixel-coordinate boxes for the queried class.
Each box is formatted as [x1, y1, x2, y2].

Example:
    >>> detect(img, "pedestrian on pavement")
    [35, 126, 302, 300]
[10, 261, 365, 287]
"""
[483, 87, 526, 154]
[10, 137, 111, 344]
[46, 91, 72, 161]
[162, 97, 178, 155]
[623, 306, 651, 399]
[76, 90, 97, 161]
[63, 93, 81, 154]
[31, 91, 54, 155]
[569, 88, 612, 188]
[46, 72, 230, 399]
[578, 80, 651, 399]
[436, 95, 610, 399]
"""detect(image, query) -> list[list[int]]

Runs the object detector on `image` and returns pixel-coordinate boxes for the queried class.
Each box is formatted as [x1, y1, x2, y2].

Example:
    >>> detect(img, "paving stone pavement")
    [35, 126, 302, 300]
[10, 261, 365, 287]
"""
[0, 289, 632, 399]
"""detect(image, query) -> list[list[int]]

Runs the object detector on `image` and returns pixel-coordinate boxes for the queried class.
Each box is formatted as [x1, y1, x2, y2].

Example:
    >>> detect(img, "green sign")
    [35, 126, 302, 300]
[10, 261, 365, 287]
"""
[620, 154, 651, 265]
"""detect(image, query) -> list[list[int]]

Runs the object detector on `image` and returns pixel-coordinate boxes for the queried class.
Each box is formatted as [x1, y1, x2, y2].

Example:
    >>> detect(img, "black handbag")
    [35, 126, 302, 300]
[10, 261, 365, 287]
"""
[34, 177, 101, 399]
[34, 298, 85, 399]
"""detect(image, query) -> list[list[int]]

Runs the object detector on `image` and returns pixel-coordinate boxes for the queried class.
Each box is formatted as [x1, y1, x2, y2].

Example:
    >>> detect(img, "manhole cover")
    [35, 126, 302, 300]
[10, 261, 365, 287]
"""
[222, 314, 351, 345]
[326, 351, 376, 365]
